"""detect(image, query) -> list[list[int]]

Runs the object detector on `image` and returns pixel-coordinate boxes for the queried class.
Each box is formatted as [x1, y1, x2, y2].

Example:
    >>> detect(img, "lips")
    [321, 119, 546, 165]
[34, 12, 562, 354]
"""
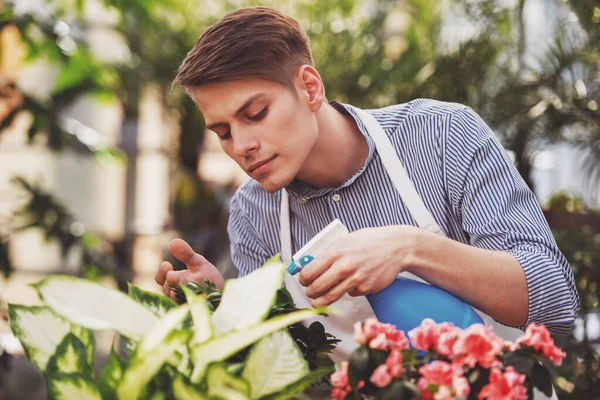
[249, 155, 277, 174]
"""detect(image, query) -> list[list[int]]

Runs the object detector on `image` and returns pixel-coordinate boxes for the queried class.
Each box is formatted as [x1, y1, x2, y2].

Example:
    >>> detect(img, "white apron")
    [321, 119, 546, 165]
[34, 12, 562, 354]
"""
[279, 106, 554, 399]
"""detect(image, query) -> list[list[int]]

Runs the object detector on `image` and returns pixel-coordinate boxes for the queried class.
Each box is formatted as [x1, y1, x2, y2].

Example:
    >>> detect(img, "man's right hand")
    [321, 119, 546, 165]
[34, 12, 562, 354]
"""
[155, 238, 225, 302]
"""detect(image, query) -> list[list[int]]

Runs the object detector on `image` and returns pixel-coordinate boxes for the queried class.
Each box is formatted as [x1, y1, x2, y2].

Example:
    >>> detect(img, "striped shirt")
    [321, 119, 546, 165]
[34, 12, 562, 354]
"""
[227, 99, 580, 334]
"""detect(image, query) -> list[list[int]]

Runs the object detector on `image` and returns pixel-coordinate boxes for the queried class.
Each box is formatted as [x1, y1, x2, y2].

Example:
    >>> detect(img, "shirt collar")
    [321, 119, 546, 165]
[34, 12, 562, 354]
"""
[284, 101, 376, 201]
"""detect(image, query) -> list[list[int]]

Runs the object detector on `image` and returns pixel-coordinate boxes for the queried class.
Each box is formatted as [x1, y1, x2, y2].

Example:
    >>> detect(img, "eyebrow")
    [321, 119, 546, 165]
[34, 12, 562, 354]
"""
[205, 93, 266, 131]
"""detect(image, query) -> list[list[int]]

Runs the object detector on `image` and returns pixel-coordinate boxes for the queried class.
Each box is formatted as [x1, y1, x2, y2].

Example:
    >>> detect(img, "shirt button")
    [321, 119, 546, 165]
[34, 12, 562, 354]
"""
[299, 198, 308, 204]
[332, 193, 341, 203]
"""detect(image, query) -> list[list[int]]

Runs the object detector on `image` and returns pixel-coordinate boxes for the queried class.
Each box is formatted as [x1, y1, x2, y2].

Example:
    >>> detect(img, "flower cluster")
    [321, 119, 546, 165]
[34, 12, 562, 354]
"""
[331, 318, 566, 400]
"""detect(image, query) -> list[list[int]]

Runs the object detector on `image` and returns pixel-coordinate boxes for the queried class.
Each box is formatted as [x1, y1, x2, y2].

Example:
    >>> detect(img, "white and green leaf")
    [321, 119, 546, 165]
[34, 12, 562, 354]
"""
[99, 347, 125, 400]
[137, 304, 189, 353]
[172, 374, 209, 400]
[116, 306, 192, 400]
[128, 283, 177, 317]
[213, 387, 250, 400]
[33, 276, 159, 340]
[242, 330, 308, 398]
[8, 304, 72, 372]
[183, 286, 213, 345]
[205, 363, 249, 398]
[190, 307, 327, 383]
[70, 325, 95, 367]
[211, 259, 285, 335]
[258, 367, 335, 400]
[47, 373, 102, 400]
[46, 333, 93, 378]
[117, 330, 192, 400]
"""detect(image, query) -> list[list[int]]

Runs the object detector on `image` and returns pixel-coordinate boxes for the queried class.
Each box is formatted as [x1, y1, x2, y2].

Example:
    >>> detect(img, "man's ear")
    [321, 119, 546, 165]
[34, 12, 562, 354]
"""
[296, 65, 326, 111]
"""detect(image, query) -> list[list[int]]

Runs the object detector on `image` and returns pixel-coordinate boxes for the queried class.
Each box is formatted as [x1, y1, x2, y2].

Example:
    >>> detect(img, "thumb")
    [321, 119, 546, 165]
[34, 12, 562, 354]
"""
[169, 238, 210, 272]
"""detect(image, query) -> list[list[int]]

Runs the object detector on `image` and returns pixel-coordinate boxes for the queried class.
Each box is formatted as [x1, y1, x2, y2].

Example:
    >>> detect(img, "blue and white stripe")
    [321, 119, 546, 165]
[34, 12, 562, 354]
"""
[227, 98, 580, 335]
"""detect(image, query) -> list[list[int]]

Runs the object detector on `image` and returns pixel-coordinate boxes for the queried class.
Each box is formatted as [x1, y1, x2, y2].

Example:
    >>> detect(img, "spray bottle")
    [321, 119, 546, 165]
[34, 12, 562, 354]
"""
[286, 219, 483, 332]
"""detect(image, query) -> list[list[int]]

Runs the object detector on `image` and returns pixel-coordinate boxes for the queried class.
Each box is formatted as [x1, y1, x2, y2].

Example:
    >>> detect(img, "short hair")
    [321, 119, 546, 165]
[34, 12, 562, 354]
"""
[175, 7, 314, 90]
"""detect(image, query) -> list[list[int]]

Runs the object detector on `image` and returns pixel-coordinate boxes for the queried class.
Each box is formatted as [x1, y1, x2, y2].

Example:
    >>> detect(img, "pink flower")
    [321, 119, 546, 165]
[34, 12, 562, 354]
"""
[503, 341, 519, 352]
[363, 318, 382, 339]
[515, 323, 566, 366]
[330, 361, 349, 388]
[453, 324, 503, 368]
[409, 318, 439, 351]
[408, 319, 460, 356]
[436, 324, 461, 356]
[419, 361, 455, 386]
[331, 362, 365, 399]
[417, 361, 471, 400]
[477, 367, 527, 400]
[369, 333, 389, 350]
[453, 375, 471, 397]
[544, 343, 567, 366]
[417, 378, 434, 400]
[355, 318, 409, 351]
[434, 385, 453, 400]
[386, 328, 410, 350]
[386, 349, 404, 377]
[370, 364, 393, 388]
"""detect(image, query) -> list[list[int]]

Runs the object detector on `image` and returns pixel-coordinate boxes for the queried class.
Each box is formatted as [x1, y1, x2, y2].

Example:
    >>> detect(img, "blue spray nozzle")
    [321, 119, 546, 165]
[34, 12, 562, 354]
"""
[287, 255, 315, 276]
[287, 261, 301, 275]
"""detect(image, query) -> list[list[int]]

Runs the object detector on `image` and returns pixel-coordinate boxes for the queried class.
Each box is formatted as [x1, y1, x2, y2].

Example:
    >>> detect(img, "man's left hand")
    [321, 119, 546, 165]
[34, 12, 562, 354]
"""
[298, 225, 421, 307]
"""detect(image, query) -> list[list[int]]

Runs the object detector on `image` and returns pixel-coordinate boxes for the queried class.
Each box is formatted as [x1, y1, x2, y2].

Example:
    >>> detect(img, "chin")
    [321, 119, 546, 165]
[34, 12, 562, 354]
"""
[256, 173, 294, 193]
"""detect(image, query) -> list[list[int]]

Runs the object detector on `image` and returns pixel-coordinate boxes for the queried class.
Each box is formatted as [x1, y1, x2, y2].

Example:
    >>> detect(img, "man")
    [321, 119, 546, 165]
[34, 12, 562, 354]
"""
[155, 6, 579, 349]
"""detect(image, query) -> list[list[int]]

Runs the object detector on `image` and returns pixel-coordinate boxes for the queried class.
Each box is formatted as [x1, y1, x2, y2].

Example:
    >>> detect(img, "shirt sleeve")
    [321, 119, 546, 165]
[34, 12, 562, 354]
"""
[444, 107, 580, 334]
[227, 191, 272, 277]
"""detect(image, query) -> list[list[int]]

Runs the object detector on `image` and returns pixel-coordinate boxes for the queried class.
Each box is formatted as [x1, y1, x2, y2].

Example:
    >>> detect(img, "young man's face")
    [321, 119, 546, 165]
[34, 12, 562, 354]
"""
[189, 77, 320, 193]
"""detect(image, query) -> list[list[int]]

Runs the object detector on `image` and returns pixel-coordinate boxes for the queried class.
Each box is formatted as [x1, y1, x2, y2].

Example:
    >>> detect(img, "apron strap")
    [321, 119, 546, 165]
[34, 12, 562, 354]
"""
[280, 189, 293, 264]
[350, 107, 443, 236]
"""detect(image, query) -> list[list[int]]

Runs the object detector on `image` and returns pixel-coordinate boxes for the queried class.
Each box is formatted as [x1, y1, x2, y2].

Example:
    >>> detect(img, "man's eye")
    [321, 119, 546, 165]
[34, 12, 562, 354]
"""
[248, 107, 268, 121]
[219, 131, 232, 141]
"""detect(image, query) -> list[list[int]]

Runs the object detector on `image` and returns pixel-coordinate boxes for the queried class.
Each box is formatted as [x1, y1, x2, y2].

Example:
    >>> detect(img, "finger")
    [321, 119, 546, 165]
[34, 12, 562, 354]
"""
[163, 280, 172, 297]
[304, 258, 353, 298]
[169, 239, 209, 272]
[298, 250, 337, 287]
[155, 261, 173, 286]
[311, 277, 357, 307]
[166, 270, 188, 287]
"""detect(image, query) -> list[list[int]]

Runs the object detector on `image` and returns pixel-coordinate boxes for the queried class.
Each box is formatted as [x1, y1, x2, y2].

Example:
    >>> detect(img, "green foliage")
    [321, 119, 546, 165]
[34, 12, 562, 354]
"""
[8, 259, 334, 399]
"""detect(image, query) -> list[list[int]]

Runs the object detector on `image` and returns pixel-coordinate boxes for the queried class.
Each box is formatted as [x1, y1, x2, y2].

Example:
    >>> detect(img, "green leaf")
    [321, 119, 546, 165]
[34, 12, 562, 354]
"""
[99, 348, 125, 400]
[47, 373, 102, 400]
[128, 283, 177, 317]
[401, 348, 417, 365]
[172, 374, 209, 400]
[211, 260, 285, 335]
[116, 306, 192, 400]
[503, 352, 535, 373]
[376, 380, 420, 400]
[46, 333, 93, 378]
[206, 363, 250, 398]
[242, 330, 308, 398]
[532, 362, 553, 397]
[8, 304, 72, 372]
[33, 275, 158, 340]
[259, 366, 335, 400]
[190, 307, 328, 382]
[348, 346, 371, 388]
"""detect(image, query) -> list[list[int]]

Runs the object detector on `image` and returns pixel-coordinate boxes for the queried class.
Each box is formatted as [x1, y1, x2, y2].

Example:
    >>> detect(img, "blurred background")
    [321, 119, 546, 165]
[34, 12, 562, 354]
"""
[0, 0, 598, 398]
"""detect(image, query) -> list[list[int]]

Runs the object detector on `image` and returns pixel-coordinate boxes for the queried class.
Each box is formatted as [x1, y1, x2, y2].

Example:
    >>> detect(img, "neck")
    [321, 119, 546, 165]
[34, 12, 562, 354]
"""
[295, 103, 368, 188]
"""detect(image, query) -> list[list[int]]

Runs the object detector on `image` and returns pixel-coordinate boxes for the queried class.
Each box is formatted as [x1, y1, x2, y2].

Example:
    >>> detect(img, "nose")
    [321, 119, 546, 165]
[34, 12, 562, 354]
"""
[232, 130, 260, 157]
